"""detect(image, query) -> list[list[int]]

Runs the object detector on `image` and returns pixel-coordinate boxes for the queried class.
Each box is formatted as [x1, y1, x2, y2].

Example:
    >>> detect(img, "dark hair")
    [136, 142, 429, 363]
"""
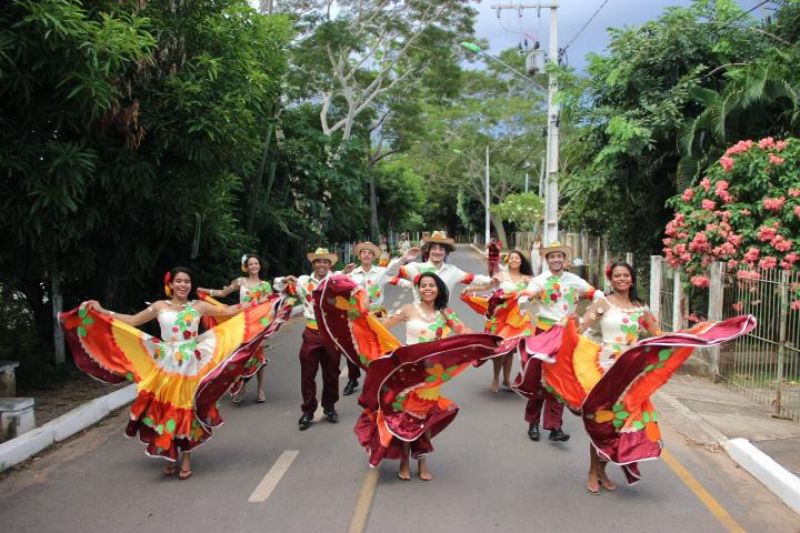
[168, 266, 196, 299]
[608, 261, 643, 305]
[415, 272, 449, 310]
[507, 249, 533, 276]
[243, 254, 263, 279]
[422, 242, 453, 258]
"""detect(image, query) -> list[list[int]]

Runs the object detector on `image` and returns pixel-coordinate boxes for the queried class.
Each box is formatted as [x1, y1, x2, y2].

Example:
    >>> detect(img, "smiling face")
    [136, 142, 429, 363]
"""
[358, 249, 375, 266]
[428, 243, 448, 263]
[508, 251, 522, 271]
[246, 257, 261, 276]
[546, 251, 566, 274]
[611, 265, 633, 293]
[418, 276, 439, 304]
[313, 258, 331, 278]
[170, 271, 192, 300]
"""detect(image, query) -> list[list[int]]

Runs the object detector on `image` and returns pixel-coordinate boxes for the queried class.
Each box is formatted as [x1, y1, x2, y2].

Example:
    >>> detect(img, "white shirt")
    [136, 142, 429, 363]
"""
[347, 258, 411, 312]
[526, 271, 602, 328]
[274, 272, 331, 328]
[395, 261, 491, 302]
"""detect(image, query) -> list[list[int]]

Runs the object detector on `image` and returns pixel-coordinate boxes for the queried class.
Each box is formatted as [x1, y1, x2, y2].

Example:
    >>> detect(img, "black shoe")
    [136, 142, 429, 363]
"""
[528, 424, 540, 441]
[548, 428, 570, 442]
[298, 413, 313, 430]
[324, 409, 339, 423]
[343, 380, 359, 396]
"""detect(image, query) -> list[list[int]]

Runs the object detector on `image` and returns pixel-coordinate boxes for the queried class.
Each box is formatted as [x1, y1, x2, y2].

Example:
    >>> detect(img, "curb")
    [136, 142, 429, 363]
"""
[469, 243, 488, 256]
[723, 438, 800, 516]
[0, 384, 136, 472]
[657, 390, 800, 516]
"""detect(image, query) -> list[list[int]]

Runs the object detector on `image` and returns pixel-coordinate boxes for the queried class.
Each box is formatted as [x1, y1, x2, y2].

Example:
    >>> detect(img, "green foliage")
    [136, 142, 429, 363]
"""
[491, 192, 544, 232]
[558, 0, 785, 255]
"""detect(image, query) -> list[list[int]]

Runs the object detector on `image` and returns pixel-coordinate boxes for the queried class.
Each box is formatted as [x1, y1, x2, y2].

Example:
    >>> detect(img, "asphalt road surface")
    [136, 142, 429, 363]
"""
[1, 246, 798, 533]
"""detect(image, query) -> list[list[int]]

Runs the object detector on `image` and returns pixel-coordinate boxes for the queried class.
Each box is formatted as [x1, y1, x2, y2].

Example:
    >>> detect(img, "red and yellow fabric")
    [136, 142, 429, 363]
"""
[60, 295, 293, 461]
[460, 290, 533, 338]
[314, 274, 505, 466]
[533, 315, 756, 484]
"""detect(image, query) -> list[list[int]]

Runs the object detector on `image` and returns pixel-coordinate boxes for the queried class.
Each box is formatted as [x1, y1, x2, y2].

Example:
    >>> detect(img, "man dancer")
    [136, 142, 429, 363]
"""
[339, 241, 415, 395]
[393, 231, 493, 301]
[520, 241, 603, 442]
[276, 247, 341, 430]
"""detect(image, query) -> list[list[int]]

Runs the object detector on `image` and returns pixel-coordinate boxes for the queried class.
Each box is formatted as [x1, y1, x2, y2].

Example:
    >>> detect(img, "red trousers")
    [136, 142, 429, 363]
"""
[299, 327, 341, 415]
[524, 326, 564, 429]
[524, 390, 564, 430]
[488, 259, 500, 276]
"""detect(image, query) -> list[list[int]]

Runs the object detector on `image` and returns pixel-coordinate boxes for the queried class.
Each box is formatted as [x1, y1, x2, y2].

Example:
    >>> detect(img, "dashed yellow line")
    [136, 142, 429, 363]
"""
[347, 468, 379, 533]
[661, 450, 746, 533]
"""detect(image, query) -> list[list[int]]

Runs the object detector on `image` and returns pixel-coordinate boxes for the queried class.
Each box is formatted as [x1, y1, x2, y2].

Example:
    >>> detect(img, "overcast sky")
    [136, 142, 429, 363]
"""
[472, 0, 771, 71]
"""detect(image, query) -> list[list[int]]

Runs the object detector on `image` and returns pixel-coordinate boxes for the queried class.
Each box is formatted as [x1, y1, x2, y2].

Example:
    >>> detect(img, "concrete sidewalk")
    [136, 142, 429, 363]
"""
[656, 374, 800, 514]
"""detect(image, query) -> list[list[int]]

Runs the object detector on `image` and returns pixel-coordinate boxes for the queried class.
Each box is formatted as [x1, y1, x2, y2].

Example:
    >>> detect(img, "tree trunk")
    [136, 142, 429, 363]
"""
[490, 213, 508, 250]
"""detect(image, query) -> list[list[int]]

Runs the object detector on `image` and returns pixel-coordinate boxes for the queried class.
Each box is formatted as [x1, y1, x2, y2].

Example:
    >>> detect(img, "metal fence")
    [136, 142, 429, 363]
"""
[719, 266, 800, 422]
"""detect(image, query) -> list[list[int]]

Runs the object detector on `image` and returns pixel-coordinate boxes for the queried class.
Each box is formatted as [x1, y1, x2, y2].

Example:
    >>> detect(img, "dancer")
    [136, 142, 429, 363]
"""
[515, 241, 602, 443]
[314, 273, 504, 482]
[275, 247, 341, 430]
[580, 261, 660, 492]
[197, 254, 272, 403]
[462, 249, 534, 392]
[339, 242, 416, 395]
[60, 267, 291, 479]
[486, 236, 503, 277]
[393, 231, 491, 301]
[524, 261, 755, 489]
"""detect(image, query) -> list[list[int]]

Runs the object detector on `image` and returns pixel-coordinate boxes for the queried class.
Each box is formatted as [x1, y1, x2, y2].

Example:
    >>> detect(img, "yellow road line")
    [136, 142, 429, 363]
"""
[661, 450, 746, 533]
[348, 468, 379, 533]
[248, 450, 299, 503]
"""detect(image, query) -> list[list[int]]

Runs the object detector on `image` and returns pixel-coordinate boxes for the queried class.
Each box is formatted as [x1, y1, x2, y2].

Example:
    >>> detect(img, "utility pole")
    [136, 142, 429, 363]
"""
[491, 2, 559, 244]
[485, 145, 491, 245]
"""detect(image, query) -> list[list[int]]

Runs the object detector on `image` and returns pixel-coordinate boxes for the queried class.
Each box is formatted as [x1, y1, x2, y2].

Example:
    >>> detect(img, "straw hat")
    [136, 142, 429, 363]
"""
[353, 241, 381, 259]
[422, 230, 455, 252]
[307, 247, 338, 264]
[539, 241, 572, 263]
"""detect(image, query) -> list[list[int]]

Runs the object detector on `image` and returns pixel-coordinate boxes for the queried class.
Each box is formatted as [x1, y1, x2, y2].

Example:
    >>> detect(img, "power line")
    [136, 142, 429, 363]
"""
[562, 0, 611, 52]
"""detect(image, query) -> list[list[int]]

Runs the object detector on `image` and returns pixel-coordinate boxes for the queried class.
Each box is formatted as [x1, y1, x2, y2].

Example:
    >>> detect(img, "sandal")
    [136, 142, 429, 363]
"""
[163, 464, 178, 477]
[178, 467, 193, 480]
[587, 477, 600, 495]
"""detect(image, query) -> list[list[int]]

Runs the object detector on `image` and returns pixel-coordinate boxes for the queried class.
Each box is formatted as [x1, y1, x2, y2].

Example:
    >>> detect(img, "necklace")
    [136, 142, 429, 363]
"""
[414, 302, 437, 322]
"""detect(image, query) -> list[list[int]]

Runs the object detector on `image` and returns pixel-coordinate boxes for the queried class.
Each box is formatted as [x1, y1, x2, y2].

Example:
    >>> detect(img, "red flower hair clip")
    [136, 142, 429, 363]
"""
[604, 263, 613, 281]
[163, 271, 173, 297]
[413, 273, 422, 286]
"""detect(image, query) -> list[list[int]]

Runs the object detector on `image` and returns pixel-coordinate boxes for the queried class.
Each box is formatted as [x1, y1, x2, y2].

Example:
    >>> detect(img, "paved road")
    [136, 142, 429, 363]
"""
[1, 246, 799, 532]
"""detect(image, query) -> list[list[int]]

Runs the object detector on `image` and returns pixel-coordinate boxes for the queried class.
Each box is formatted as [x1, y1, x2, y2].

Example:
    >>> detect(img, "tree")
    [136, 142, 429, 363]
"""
[0, 1, 292, 366]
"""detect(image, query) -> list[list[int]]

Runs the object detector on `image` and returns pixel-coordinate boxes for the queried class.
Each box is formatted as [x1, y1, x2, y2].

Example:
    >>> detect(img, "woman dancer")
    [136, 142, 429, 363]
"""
[462, 249, 534, 392]
[379, 273, 471, 480]
[198, 254, 272, 403]
[579, 261, 659, 493]
[61, 267, 290, 479]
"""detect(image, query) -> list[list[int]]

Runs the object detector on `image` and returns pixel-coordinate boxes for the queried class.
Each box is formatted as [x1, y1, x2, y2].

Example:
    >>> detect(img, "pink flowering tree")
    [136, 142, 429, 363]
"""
[663, 137, 800, 300]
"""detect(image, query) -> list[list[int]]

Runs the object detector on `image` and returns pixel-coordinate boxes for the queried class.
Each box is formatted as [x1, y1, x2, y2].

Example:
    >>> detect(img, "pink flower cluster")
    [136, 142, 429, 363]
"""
[758, 225, 778, 242]
[681, 188, 694, 201]
[791, 300, 800, 311]
[763, 197, 786, 212]
[758, 256, 778, 270]
[701, 199, 716, 211]
[769, 154, 785, 165]
[726, 139, 754, 156]
[790, 188, 800, 198]
[737, 270, 762, 281]
[743, 247, 760, 263]
[715, 180, 734, 203]
[771, 235, 792, 253]
[690, 275, 710, 288]
[719, 156, 734, 172]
